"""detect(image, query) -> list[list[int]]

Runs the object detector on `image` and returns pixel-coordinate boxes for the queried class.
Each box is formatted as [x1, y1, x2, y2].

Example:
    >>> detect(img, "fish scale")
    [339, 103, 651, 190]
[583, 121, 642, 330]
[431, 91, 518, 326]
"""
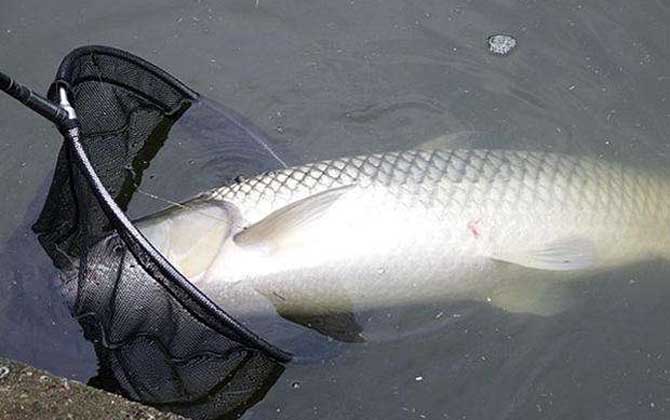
[208, 149, 670, 225]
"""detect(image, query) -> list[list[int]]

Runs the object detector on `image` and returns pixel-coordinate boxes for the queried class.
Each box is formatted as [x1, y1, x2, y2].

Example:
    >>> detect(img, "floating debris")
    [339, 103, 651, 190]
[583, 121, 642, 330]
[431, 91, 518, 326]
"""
[488, 34, 517, 56]
[0, 366, 9, 380]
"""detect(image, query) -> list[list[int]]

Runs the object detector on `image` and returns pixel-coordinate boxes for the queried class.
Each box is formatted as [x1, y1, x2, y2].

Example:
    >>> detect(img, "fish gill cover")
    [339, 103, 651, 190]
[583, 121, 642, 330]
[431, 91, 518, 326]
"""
[31, 46, 290, 419]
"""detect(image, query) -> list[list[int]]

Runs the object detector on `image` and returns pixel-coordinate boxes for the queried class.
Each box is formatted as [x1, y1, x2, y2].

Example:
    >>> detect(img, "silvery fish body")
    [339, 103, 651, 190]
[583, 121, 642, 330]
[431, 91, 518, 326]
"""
[138, 148, 670, 328]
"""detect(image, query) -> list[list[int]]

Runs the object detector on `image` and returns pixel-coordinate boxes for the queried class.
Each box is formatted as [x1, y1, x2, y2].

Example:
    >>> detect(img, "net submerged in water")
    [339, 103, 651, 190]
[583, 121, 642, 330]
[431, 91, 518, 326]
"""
[30, 46, 290, 419]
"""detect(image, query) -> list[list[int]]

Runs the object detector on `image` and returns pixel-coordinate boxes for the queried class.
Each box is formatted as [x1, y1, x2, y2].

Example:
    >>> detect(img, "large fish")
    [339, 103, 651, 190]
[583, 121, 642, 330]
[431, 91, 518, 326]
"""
[137, 147, 670, 340]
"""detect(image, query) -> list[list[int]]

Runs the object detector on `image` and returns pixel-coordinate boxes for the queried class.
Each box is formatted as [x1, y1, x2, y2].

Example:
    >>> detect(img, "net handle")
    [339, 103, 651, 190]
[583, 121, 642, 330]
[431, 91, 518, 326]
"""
[0, 70, 70, 124]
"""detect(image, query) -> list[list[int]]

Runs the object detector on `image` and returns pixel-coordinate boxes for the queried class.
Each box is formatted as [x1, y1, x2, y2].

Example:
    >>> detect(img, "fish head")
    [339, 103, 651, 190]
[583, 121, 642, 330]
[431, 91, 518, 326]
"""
[136, 198, 242, 282]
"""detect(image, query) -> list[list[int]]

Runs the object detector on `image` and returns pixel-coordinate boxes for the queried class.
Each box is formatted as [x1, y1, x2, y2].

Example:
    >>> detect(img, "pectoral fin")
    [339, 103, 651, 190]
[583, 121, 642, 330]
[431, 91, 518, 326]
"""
[491, 237, 596, 271]
[277, 310, 366, 343]
[260, 286, 366, 343]
[234, 185, 353, 252]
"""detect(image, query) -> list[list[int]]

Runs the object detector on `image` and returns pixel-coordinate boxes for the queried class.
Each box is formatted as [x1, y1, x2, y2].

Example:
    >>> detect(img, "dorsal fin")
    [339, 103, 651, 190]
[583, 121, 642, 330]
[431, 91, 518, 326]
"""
[417, 130, 501, 151]
[417, 130, 479, 151]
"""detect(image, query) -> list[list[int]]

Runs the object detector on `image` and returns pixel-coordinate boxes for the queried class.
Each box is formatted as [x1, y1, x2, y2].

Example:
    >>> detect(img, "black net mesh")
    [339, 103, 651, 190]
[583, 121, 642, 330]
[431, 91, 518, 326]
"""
[32, 46, 287, 419]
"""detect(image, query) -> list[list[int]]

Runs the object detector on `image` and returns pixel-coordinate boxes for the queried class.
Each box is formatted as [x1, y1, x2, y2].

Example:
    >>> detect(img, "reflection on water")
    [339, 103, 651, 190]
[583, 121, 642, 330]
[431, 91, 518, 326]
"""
[1, 0, 669, 419]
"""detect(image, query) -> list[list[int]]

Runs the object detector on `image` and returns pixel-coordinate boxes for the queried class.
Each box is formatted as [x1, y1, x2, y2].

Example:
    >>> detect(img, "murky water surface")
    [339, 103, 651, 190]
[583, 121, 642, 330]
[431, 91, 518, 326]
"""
[1, 1, 670, 418]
